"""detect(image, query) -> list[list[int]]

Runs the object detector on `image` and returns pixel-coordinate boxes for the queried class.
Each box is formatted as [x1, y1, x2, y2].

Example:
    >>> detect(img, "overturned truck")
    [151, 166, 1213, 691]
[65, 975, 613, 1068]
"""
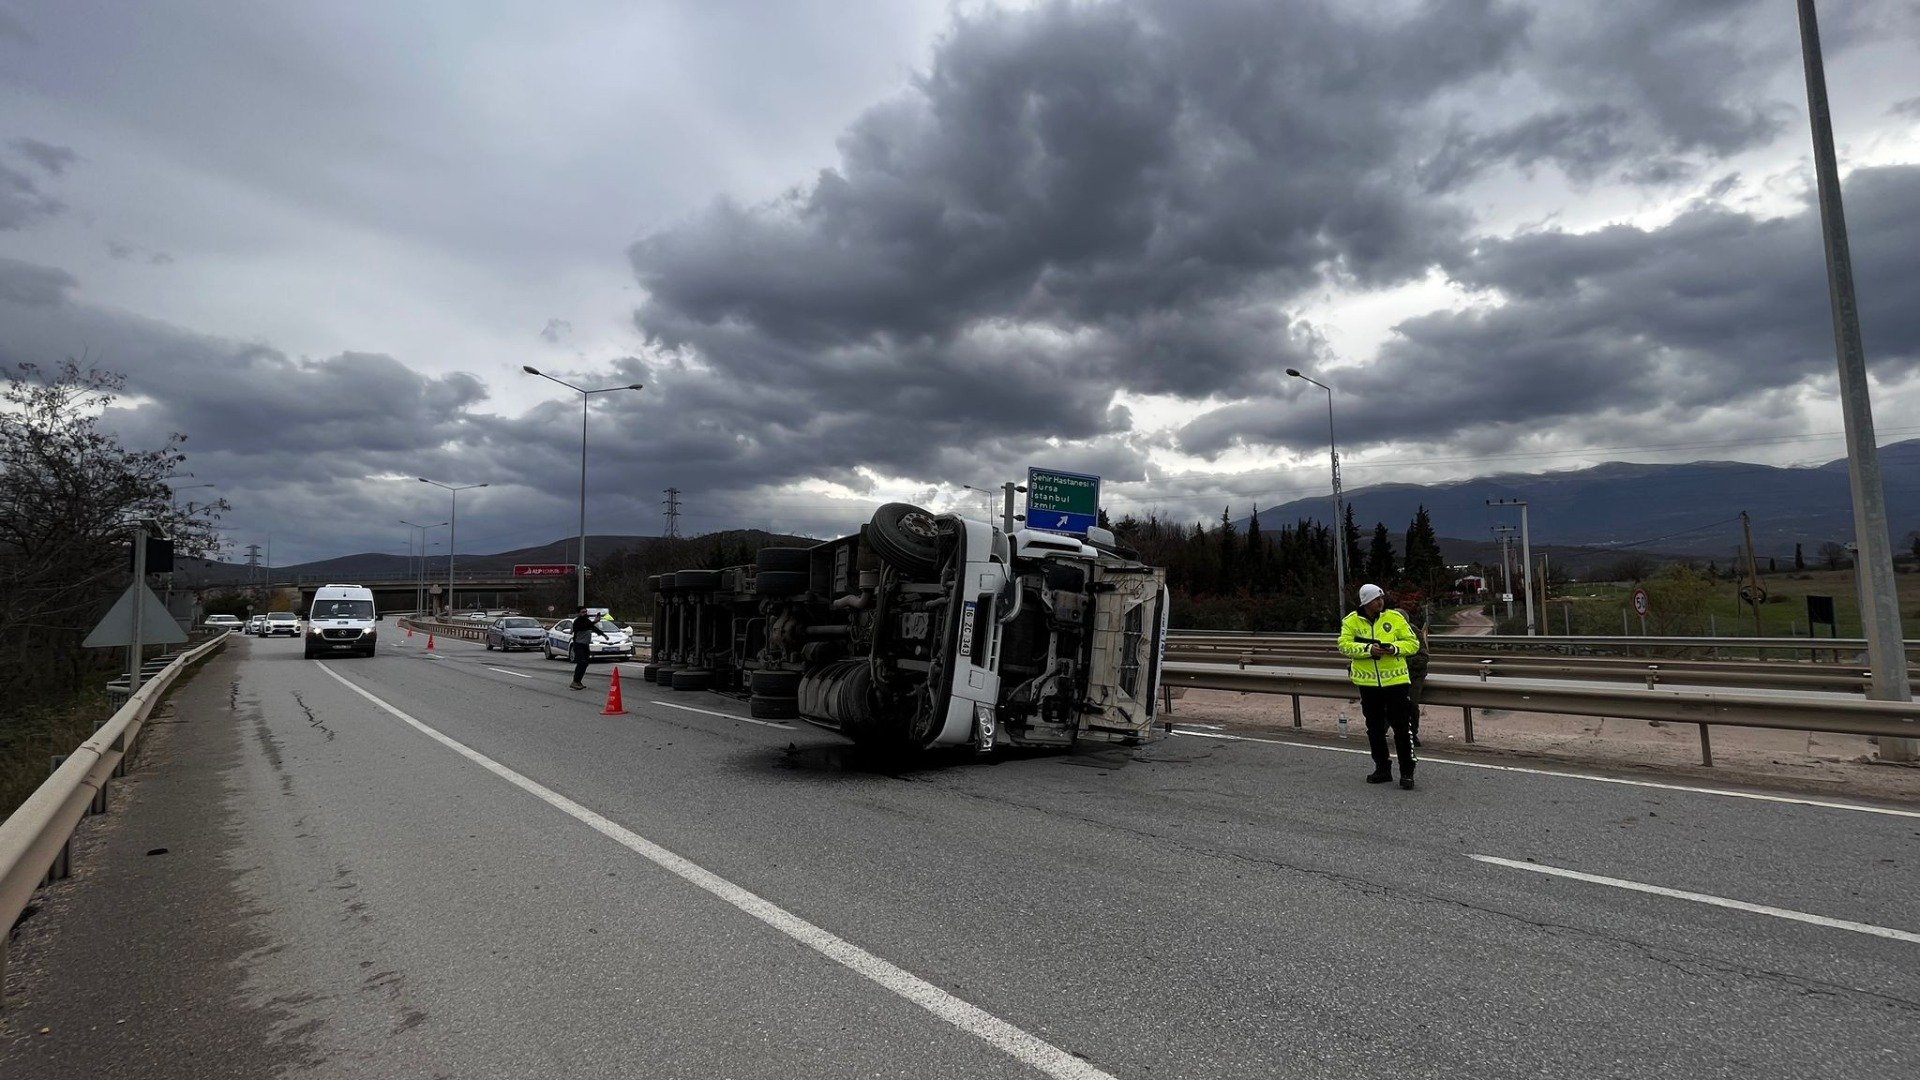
[644, 504, 1168, 753]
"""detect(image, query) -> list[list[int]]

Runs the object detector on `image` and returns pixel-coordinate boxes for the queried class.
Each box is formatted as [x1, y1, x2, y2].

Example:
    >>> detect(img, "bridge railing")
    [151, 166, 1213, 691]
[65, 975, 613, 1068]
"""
[0, 632, 233, 1003]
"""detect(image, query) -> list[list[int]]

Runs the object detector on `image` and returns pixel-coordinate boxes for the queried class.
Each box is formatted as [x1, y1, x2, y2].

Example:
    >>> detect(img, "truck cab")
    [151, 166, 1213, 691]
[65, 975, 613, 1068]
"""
[648, 504, 1167, 753]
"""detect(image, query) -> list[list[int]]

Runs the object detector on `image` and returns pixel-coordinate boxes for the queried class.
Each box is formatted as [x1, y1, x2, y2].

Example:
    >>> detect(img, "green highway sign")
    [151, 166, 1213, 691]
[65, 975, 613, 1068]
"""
[1026, 467, 1101, 535]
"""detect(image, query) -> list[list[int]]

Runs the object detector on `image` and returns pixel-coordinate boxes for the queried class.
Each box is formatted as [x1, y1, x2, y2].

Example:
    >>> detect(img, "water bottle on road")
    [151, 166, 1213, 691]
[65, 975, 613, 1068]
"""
[1337, 708, 1349, 739]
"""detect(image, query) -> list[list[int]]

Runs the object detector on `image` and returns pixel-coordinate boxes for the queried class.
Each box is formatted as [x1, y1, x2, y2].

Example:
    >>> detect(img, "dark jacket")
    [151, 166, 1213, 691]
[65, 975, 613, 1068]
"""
[569, 613, 603, 650]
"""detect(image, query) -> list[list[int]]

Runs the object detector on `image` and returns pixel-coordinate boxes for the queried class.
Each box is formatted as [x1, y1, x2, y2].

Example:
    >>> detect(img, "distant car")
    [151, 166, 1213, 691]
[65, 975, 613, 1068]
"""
[485, 616, 547, 652]
[264, 611, 300, 637]
[246, 615, 268, 635]
[543, 617, 633, 661]
[465, 611, 492, 622]
[204, 615, 243, 630]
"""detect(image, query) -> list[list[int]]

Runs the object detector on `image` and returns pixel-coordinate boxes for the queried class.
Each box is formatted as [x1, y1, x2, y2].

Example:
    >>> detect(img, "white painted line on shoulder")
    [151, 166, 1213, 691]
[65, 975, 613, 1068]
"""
[1469, 854, 1920, 945]
[484, 666, 533, 679]
[1168, 727, 1920, 819]
[650, 699, 795, 730]
[312, 665, 1116, 1080]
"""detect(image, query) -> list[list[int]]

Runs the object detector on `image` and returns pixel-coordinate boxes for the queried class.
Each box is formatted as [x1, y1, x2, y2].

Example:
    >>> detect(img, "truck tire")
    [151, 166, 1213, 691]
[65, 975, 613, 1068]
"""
[755, 547, 811, 574]
[641, 663, 661, 683]
[752, 570, 808, 596]
[670, 668, 712, 691]
[749, 670, 801, 696]
[303, 645, 317, 660]
[749, 695, 798, 720]
[674, 569, 721, 591]
[868, 502, 941, 577]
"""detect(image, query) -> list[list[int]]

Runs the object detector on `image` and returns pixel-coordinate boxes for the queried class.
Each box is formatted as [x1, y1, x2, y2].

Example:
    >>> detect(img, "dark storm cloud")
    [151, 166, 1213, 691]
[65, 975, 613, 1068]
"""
[0, 257, 76, 306]
[1179, 164, 1920, 457]
[1893, 97, 1920, 120]
[630, 0, 1531, 428]
[10, 137, 76, 175]
[0, 159, 62, 229]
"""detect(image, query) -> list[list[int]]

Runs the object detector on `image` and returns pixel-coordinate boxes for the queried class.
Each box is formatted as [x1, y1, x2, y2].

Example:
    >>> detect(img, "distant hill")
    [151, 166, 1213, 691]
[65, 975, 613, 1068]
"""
[1241, 440, 1920, 560]
[177, 530, 815, 587]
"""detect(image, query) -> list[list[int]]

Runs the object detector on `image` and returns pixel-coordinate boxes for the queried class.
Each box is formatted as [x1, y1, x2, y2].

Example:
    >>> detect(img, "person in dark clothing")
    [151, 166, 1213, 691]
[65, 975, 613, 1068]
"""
[1338, 583, 1421, 788]
[568, 606, 610, 690]
[1399, 596, 1431, 747]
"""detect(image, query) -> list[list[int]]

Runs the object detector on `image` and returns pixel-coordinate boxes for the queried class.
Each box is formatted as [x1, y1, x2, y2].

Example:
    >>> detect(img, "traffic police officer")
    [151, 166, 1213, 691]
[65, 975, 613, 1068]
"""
[1338, 583, 1422, 788]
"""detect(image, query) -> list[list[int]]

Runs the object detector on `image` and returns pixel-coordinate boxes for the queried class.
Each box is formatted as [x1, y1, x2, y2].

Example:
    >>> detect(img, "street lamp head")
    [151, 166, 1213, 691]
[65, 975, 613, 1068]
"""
[477, 483, 490, 489]
[418, 477, 431, 484]
[522, 365, 541, 375]
[627, 383, 644, 391]
[1285, 368, 1303, 378]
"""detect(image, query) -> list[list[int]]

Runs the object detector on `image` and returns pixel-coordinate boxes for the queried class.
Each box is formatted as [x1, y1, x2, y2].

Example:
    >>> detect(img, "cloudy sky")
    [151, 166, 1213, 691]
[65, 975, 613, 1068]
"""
[3, 0, 1918, 564]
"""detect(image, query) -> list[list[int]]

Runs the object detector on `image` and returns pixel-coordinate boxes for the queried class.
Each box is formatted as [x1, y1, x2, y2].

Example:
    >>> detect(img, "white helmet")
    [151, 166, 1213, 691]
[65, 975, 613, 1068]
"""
[1357, 583, 1385, 606]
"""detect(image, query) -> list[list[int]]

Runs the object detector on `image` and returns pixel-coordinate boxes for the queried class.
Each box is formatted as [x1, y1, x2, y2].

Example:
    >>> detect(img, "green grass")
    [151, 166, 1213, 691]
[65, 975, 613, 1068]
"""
[0, 684, 115, 819]
[1556, 569, 1920, 639]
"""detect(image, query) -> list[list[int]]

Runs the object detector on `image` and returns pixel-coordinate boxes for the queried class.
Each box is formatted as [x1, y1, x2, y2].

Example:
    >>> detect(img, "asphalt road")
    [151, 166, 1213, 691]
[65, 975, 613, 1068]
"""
[4, 632, 1917, 1079]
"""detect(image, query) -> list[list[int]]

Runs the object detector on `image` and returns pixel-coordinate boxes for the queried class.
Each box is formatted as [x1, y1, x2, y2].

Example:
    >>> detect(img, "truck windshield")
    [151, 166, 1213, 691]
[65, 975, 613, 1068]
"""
[312, 601, 374, 619]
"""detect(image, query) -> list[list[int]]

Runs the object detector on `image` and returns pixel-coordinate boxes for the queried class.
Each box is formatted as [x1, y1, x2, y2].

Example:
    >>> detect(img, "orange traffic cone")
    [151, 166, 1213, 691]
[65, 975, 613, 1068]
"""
[406, 625, 414, 640]
[601, 666, 627, 715]
[426, 634, 436, 652]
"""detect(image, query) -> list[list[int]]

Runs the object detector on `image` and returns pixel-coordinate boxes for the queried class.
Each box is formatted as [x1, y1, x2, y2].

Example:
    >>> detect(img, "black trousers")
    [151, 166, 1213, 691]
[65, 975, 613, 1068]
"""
[1406, 669, 1427, 735]
[572, 645, 590, 685]
[1358, 684, 1415, 773]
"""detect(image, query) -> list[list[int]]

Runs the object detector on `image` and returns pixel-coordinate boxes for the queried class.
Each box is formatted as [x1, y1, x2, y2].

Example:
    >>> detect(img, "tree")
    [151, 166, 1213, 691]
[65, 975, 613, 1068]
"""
[1794, 543, 1806, 571]
[0, 361, 226, 700]
[1217, 507, 1239, 592]
[1365, 522, 1396, 584]
[1244, 506, 1265, 592]
[1767, 556, 1777, 574]
[1341, 504, 1364, 589]
[1401, 505, 1445, 590]
[1645, 563, 1716, 636]
[1817, 541, 1850, 571]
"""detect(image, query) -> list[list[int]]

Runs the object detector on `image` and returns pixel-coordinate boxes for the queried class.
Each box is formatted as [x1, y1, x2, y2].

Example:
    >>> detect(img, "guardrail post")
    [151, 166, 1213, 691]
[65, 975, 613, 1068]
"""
[1462, 706, 1475, 743]
[46, 756, 71, 883]
[1698, 723, 1714, 767]
[1291, 694, 1302, 728]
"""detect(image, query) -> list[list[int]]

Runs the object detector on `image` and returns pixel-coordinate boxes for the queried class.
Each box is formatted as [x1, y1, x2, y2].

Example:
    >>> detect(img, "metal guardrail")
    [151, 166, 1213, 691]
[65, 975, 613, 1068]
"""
[1159, 660, 1920, 767]
[1166, 629, 1909, 656]
[0, 631, 232, 1002]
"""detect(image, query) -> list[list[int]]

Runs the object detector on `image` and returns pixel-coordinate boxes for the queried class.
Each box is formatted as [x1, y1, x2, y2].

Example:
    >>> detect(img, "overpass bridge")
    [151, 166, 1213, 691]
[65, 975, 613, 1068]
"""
[275, 572, 547, 615]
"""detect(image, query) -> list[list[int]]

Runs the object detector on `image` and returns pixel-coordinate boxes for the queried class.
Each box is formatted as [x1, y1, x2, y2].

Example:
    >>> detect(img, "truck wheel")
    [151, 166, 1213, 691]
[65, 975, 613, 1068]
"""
[674, 569, 721, 591]
[670, 668, 712, 691]
[641, 663, 661, 683]
[749, 670, 801, 696]
[752, 570, 808, 596]
[755, 547, 811, 574]
[868, 502, 941, 577]
[303, 645, 317, 660]
[749, 695, 798, 720]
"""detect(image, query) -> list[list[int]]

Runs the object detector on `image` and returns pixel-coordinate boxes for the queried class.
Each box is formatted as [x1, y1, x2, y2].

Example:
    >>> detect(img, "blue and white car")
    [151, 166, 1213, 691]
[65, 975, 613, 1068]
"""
[543, 616, 633, 661]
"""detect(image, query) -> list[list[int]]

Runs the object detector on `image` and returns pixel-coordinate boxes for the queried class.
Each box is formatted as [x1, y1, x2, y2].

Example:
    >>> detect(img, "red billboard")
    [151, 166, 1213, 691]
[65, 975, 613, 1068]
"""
[514, 564, 576, 577]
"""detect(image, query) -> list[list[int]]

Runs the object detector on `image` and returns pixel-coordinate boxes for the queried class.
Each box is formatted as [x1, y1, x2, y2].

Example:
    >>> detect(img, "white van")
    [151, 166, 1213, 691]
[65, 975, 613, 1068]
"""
[305, 584, 380, 659]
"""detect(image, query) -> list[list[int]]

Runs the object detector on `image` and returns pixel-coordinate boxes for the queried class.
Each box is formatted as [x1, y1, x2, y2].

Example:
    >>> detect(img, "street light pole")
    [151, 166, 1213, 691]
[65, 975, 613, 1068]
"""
[401, 519, 447, 615]
[1488, 499, 1535, 635]
[523, 368, 645, 609]
[1796, 0, 1914, 760]
[419, 480, 487, 616]
[1287, 368, 1346, 613]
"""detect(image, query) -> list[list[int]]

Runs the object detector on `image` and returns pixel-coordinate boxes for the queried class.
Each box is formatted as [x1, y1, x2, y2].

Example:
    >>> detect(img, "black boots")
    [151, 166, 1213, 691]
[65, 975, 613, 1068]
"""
[1366, 769, 1393, 784]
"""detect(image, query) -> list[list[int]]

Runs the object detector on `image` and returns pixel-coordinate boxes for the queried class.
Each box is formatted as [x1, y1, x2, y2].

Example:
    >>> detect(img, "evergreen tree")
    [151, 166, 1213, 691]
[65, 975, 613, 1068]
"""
[1218, 507, 1239, 592]
[1402, 504, 1446, 590]
[1794, 542, 1806, 571]
[1342, 504, 1364, 587]
[1366, 522, 1396, 583]
[1245, 505, 1265, 592]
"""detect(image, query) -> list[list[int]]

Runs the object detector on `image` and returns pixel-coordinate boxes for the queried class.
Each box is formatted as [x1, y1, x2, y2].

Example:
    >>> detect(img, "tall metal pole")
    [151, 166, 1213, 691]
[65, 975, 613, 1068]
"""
[1518, 503, 1535, 636]
[577, 392, 590, 608]
[421, 480, 487, 617]
[130, 526, 147, 694]
[1796, 0, 1914, 760]
[1287, 369, 1345, 612]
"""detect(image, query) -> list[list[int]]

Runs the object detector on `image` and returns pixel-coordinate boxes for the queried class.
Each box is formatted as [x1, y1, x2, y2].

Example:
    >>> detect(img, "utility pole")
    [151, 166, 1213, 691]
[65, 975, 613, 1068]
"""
[1740, 511, 1765, 638]
[1002, 481, 1027, 535]
[1493, 525, 1517, 623]
[1796, 0, 1912, 760]
[1488, 498, 1535, 635]
[130, 525, 148, 694]
[662, 488, 682, 539]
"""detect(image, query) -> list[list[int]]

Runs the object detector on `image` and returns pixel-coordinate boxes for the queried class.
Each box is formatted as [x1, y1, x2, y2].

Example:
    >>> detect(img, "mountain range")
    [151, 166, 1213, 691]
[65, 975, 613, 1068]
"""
[1242, 440, 1920, 561]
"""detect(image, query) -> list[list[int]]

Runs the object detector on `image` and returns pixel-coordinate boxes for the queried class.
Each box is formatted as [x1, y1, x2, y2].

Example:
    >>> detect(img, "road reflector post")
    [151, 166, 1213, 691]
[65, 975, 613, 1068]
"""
[1699, 723, 1714, 768]
[1292, 694, 1303, 729]
[1463, 706, 1475, 744]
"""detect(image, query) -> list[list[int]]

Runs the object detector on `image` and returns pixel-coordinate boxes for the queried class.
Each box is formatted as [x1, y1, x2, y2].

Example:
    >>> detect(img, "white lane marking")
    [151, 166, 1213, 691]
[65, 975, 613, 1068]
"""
[1469, 855, 1920, 945]
[485, 666, 534, 679]
[1168, 727, 1920, 819]
[312, 665, 1114, 1080]
[651, 699, 795, 730]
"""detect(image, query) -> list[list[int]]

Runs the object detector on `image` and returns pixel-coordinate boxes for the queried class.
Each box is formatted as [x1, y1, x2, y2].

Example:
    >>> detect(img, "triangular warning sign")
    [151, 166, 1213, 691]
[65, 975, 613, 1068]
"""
[83, 581, 189, 648]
